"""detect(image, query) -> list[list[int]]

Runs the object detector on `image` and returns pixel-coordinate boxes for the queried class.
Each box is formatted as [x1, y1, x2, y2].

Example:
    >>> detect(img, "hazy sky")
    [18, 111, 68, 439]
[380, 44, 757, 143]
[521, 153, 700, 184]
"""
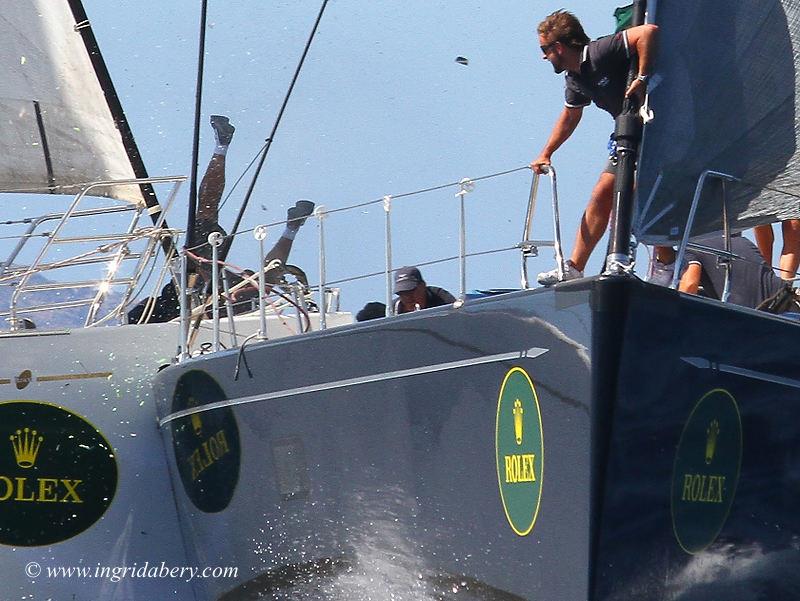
[74, 1, 628, 310]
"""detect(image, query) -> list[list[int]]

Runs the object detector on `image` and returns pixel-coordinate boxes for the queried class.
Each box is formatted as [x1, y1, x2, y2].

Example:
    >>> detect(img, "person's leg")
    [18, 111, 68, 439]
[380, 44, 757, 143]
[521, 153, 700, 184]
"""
[197, 115, 235, 224]
[778, 219, 800, 280]
[753, 223, 774, 266]
[264, 200, 315, 283]
[569, 171, 615, 272]
[190, 116, 235, 287]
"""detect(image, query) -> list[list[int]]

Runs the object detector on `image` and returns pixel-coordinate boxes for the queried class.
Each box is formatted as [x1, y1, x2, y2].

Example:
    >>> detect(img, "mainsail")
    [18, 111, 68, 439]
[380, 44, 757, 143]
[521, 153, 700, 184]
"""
[0, 1, 144, 203]
[634, 0, 800, 243]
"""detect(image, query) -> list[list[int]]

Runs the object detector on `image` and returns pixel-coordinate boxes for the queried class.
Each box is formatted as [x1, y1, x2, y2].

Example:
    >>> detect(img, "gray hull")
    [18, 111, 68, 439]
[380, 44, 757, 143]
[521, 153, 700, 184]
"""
[0, 322, 192, 599]
[156, 285, 593, 599]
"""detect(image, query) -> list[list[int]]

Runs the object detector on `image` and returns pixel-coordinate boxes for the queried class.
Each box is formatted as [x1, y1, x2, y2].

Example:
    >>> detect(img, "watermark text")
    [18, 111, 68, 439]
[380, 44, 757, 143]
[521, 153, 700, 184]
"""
[25, 561, 238, 583]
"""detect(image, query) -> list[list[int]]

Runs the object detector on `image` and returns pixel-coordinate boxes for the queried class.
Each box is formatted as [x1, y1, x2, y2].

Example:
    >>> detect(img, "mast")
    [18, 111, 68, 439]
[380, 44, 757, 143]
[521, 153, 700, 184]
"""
[605, 0, 647, 273]
[65, 0, 175, 258]
[186, 0, 209, 253]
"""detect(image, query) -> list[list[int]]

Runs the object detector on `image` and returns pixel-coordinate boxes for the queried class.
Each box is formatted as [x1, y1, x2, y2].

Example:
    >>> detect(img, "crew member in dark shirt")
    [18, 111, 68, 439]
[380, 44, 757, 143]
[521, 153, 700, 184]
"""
[393, 266, 455, 314]
[678, 235, 786, 309]
[532, 10, 658, 285]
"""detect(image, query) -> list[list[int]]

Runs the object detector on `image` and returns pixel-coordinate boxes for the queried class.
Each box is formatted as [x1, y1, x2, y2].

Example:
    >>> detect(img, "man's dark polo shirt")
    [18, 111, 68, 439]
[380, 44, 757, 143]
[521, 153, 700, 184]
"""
[564, 31, 633, 118]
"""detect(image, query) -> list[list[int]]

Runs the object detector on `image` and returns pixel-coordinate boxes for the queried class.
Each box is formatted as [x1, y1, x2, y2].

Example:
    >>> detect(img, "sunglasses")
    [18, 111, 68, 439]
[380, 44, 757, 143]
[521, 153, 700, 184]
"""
[540, 41, 559, 54]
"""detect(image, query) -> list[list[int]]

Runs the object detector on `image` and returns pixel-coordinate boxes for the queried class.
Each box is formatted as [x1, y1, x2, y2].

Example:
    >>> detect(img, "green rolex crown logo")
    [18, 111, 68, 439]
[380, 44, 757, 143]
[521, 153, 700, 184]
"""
[496, 368, 543, 536]
[0, 401, 118, 547]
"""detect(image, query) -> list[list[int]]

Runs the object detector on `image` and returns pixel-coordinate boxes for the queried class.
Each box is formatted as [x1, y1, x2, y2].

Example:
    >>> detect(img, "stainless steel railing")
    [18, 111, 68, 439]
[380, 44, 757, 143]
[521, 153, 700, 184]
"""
[520, 165, 563, 289]
[0, 176, 185, 329]
[670, 169, 739, 301]
[177, 166, 563, 360]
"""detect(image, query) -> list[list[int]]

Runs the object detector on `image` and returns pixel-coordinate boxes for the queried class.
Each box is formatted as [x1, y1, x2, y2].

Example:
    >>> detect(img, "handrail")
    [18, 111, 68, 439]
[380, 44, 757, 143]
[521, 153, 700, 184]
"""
[5, 175, 185, 330]
[101, 180, 184, 326]
[0, 204, 135, 279]
[520, 166, 561, 289]
[670, 170, 739, 299]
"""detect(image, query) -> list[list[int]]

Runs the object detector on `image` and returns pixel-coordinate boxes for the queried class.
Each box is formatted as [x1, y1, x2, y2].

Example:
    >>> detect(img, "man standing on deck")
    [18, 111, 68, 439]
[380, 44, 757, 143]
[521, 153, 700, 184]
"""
[532, 10, 658, 285]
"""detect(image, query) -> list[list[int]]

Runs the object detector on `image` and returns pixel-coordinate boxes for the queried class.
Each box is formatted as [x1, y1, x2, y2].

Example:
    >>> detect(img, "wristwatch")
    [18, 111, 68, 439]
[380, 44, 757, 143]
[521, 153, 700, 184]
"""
[636, 73, 650, 83]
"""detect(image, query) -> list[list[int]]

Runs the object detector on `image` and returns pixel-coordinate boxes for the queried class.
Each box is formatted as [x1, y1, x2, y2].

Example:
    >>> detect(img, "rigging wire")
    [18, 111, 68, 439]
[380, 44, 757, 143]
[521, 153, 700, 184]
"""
[218, 142, 269, 211]
[225, 0, 330, 252]
[183, 163, 532, 255]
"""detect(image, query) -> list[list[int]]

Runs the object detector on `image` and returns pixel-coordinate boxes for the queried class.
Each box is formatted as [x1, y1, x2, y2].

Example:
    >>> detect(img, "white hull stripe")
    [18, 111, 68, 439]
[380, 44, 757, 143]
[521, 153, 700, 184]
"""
[682, 356, 800, 389]
[159, 347, 548, 427]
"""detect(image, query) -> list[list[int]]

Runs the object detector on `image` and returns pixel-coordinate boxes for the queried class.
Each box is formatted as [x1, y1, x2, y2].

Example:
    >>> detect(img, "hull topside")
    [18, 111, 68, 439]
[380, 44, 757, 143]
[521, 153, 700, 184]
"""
[153, 277, 800, 600]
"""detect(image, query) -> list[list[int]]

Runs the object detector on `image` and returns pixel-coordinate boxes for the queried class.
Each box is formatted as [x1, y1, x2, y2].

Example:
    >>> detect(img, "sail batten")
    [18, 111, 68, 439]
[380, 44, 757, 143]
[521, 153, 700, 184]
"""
[0, 2, 143, 203]
[635, 0, 800, 242]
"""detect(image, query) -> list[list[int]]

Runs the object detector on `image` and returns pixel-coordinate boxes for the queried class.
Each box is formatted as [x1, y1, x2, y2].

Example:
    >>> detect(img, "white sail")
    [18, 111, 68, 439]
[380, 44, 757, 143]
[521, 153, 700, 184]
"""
[0, 1, 143, 203]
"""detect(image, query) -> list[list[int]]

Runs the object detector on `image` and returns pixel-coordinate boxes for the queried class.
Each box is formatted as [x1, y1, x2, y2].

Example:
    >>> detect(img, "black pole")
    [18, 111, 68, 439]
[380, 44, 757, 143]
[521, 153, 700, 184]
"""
[589, 4, 648, 600]
[605, 0, 647, 272]
[223, 0, 330, 256]
[67, 0, 174, 258]
[186, 0, 209, 250]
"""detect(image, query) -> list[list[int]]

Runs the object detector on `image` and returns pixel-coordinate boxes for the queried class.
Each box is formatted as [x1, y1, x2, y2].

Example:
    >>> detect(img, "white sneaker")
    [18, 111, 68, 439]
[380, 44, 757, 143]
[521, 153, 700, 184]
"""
[537, 261, 583, 286]
[647, 260, 675, 287]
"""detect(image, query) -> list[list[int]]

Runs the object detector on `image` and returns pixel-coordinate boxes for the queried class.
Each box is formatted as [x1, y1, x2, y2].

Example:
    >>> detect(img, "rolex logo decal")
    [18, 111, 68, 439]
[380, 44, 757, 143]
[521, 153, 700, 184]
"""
[171, 370, 240, 513]
[671, 389, 742, 554]
[0, 401, 117, 547]
[496, 367, 544, 536]
[10, 427, 43, 468]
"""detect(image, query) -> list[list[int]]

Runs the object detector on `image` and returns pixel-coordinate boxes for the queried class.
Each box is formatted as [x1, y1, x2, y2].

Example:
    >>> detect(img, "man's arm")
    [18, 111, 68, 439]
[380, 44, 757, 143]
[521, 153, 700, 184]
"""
[624, 23, 659, 99]
[531, 106, 583, 174]
[678, 263, 702, 295]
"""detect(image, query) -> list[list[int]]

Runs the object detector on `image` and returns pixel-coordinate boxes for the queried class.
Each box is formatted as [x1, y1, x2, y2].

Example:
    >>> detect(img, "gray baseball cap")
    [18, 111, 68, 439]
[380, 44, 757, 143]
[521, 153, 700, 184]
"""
[394, 266, 423, 293]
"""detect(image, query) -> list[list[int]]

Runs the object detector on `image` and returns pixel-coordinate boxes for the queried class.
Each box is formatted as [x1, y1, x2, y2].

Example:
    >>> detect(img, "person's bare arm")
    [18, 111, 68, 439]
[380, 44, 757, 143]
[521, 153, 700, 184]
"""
[531, 106, 583, 174]
[678, 263, 702, 294]
[624, 24, 659, 99]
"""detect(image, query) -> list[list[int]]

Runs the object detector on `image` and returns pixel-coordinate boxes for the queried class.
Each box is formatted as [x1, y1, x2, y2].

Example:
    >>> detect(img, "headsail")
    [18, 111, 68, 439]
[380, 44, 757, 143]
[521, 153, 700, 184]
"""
[634, 0, 800, 243]
[0, 1, 144, 203]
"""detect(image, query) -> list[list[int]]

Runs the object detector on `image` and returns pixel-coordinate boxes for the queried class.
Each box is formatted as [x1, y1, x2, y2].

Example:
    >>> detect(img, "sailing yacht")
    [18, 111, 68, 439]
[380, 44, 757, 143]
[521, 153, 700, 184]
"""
[2, 0, 799, 600]
[151, 0, 800, 599]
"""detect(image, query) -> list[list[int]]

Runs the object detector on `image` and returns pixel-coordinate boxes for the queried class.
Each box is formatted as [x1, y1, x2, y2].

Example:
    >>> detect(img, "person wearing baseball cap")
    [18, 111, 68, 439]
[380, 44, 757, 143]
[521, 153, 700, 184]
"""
[393, 266, 455, 314]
